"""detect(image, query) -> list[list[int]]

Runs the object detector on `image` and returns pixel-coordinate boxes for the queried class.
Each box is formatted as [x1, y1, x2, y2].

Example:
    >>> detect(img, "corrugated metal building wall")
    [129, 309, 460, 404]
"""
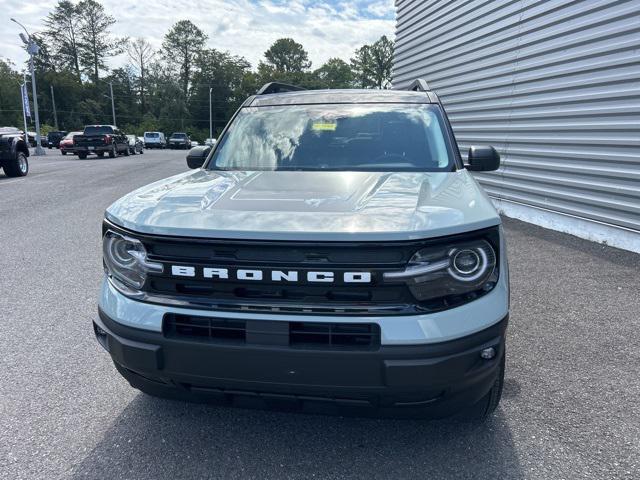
[393, 0, 640, 251]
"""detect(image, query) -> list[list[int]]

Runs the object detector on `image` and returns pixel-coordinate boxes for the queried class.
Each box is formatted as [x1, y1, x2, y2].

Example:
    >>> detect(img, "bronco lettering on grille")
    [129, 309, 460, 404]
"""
[170, 266, 372, 284]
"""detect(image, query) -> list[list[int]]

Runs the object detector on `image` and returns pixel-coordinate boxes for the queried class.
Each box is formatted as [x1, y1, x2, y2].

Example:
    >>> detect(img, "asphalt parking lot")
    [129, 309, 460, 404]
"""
[1, 149, 638, 479]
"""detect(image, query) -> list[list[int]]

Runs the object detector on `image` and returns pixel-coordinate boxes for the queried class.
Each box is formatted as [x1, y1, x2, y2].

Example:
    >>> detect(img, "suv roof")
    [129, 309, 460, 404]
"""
[249, 89, 434, 107]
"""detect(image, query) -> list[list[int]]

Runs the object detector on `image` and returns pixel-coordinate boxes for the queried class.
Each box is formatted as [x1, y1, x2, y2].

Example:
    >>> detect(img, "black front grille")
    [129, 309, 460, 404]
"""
[138, 234, 424, 314]
[104, 220, 500, 315]
[164, 314, 380, 350]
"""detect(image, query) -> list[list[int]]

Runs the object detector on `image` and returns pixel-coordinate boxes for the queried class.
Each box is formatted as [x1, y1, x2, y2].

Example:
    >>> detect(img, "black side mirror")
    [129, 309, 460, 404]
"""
[186, 145, 211, 169]
[465, 146, 500, 172]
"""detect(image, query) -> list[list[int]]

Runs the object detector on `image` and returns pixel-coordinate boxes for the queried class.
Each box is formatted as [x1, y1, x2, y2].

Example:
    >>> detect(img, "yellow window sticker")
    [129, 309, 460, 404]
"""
[312, 121, 337, 131]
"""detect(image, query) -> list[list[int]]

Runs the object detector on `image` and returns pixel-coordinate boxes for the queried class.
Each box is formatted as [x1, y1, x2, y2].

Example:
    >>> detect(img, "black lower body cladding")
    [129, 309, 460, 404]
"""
[94, 309, 508, 418]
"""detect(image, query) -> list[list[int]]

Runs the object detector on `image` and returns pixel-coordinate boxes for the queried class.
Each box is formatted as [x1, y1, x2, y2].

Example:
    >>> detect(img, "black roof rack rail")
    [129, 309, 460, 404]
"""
[256, 82, 306, 95]
[406, 79, 431, 92]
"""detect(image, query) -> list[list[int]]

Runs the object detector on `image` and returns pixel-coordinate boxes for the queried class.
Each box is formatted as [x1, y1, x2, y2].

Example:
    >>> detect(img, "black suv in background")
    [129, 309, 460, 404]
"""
[168, 132, 191, 149]
[74, 125, 130, 159]
[47, 131, 68, 149]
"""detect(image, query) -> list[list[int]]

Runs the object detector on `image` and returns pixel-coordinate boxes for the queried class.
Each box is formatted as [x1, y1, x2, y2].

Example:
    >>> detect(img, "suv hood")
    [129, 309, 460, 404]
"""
[106, 170, 500, 241]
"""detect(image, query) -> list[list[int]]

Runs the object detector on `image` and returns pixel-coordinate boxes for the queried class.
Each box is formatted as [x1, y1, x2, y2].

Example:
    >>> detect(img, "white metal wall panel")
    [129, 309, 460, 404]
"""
[393, 0, 640, 232]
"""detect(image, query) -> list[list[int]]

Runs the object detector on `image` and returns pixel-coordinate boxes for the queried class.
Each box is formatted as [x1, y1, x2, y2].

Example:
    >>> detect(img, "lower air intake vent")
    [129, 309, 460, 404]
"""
[289, 322, 380, 349]
[163, 314, 380, 350]
[164, 314, 246, 344]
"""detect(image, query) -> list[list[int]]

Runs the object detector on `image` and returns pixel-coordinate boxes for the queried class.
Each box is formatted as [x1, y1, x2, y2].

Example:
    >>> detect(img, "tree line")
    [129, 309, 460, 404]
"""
[0, 0, 394, 140]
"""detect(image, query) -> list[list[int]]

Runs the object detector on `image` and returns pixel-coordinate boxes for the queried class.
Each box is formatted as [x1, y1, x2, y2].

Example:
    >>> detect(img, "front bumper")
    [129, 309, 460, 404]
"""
[94, 308, 507, 417]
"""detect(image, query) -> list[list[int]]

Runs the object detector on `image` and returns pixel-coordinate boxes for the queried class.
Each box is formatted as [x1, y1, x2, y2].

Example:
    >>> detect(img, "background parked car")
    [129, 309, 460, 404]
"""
[25, 131, 36, 147]
[126, 135, 144, 154]
[74, 125, 129, 159]
[168, 132, 191, 149]
[47, 131, 68, 149]
[204, 137, 217, 146]
[59, 131, 82, 155]
[143, 131, 166, 149]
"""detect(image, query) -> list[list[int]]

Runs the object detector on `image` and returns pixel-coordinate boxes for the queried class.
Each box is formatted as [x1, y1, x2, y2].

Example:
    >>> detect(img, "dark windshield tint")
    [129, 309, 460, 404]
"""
[209, 104, 454, 172]
[171, 133, 187, 139]
[84, 126, 114, 135]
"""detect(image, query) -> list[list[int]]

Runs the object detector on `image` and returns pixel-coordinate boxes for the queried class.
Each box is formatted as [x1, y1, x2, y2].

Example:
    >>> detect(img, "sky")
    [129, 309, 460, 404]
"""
[0, 0, 396, 71]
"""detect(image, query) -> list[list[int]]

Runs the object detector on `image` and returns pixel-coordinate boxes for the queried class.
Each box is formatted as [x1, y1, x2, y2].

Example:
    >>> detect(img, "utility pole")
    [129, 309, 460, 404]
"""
[209, 87, 213, 140]
[109, 82, 116, 126]
[12, 18, 45, 155]
[50, 85, 59, 130]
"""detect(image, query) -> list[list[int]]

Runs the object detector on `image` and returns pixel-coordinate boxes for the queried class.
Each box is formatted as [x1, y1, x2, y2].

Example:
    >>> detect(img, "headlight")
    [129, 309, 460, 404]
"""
[103, 230, 163, 289]
[384, 238, 498, 303]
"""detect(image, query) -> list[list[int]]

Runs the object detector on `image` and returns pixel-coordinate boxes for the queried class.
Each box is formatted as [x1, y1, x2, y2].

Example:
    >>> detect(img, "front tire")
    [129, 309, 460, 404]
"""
[124, 146, 130, 156]
[61, 151, 67, 156]
[3, 151, 29, 177]
[108, 145, 116, 158]
[78, 152, 88, 159]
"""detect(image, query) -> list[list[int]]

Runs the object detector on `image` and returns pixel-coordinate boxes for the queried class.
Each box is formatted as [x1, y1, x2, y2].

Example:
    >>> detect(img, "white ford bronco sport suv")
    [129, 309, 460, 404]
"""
[95, 80, 509, 420]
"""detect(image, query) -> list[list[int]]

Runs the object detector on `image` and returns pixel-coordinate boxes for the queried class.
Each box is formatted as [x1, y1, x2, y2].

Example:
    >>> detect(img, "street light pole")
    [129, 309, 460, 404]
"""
[209, 87, 213, 140]
[11, 18, 45, 156]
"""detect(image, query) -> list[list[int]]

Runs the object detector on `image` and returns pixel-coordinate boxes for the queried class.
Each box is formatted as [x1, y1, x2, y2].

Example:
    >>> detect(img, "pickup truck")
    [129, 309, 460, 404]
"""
[0, 127, 30, 177]
[74, 125, 129, 159]
[95, 81, 508, 421]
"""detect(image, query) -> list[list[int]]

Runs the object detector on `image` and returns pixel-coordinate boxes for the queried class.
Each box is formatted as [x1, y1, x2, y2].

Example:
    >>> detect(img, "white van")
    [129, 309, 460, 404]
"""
[143, 132, 166, 149]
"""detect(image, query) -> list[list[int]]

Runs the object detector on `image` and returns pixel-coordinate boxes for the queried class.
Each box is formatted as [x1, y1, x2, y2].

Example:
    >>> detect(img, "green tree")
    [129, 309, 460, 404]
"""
[313, 58, 354, 89]
[189, 49, 251, 134]
[76, 0, 121, 82]
[263, 38, 311, 73]
[0, 59, 23, 127]
[105, 66, 138, 127]
[351, 35, 394, 89]
[43, 1, 82, 81]
[162, 20, 208, 97]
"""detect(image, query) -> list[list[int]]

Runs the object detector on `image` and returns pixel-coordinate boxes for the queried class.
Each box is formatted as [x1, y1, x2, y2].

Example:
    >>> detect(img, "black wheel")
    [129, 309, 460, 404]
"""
[61, 151, 67, 156]
[124, 147, 130, 156]
[140, 148, 144, 155]
[96, 152, 104, 158]
[78, 152, 88, 159]
[3, 151, 29, 177]
[461, 352, 505, 422]
[108, 145, 116, 158]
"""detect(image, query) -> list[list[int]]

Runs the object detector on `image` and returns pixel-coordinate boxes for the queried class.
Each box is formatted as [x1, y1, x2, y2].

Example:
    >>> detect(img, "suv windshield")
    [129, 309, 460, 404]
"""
[171, 133, 187, 139]
[84, 126, 114, 135]
[209, 104, 455, 172]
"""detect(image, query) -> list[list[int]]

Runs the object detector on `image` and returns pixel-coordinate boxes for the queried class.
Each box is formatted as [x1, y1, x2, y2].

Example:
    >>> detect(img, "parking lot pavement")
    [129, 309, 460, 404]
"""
[1, 149, 638, 480]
